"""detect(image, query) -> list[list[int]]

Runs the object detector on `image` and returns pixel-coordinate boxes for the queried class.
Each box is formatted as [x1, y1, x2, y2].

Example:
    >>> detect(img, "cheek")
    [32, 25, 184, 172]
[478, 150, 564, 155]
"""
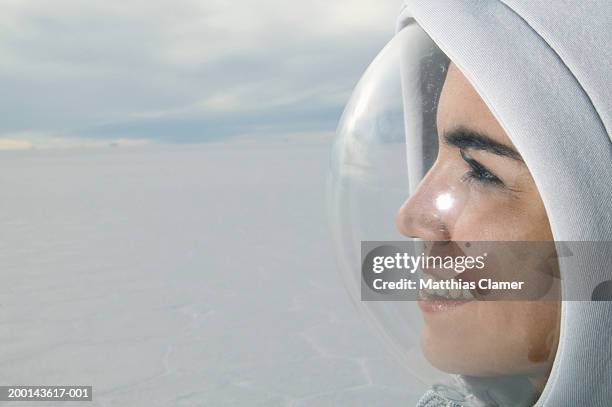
[448, 192, 552, 241]
[447, 197, 520, 240]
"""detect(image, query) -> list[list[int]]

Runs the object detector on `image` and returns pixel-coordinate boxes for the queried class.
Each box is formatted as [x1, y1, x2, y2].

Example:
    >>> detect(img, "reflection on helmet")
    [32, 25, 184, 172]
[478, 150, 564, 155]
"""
[328, 23, 561, 406]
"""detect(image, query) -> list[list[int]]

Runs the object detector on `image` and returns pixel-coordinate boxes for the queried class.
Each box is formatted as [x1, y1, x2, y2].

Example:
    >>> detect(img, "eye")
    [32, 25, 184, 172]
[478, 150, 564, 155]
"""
[460, 149, 504, 187]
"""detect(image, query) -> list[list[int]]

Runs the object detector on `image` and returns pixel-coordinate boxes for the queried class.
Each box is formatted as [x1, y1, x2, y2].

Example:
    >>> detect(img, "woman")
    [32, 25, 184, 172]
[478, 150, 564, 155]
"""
[329, 1, 612, 405]
[400, 62, 560, 386]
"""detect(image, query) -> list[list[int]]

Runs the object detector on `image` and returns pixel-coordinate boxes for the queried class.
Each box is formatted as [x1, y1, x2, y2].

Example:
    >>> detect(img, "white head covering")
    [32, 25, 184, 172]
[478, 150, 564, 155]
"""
[396, 1, 612, 405]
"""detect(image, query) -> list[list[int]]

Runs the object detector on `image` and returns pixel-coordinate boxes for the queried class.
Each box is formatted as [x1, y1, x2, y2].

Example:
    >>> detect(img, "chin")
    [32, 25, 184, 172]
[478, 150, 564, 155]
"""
[420, 327, 489, 375]
[420, 320, 536, 377]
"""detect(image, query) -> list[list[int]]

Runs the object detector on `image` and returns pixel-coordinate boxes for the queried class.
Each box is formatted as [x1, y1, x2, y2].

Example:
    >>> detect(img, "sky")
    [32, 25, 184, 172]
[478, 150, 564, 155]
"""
[0, 0, 400, 149]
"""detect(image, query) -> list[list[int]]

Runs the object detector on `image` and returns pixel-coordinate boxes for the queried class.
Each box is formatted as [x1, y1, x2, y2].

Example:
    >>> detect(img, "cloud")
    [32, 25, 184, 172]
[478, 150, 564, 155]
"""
[0, 130, 152, 150]
[0, 138, 33, 151]
[0, 0, 400, 146]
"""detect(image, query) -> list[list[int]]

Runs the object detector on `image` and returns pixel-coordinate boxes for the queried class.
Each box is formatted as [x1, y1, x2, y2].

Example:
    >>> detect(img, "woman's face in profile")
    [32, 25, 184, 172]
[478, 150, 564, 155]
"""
[395, 64, 560, 380]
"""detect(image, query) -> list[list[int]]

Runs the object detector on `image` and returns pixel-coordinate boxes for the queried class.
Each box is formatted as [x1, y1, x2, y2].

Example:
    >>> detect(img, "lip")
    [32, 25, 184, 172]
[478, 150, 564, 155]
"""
[417, 297, 474, 313]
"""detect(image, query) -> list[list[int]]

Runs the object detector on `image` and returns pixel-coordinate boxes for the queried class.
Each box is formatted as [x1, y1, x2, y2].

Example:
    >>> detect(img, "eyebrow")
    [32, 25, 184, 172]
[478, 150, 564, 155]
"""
[443, 127, 524, 163]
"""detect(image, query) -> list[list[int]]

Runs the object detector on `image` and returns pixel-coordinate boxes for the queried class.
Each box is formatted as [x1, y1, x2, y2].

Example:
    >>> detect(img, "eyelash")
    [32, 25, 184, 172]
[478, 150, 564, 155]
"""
[460, 150, 505, 187]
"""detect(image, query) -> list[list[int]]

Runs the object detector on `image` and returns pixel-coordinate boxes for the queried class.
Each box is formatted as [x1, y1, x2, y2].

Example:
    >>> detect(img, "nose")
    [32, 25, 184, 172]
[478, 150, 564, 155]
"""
[395, 175, 454, 241]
